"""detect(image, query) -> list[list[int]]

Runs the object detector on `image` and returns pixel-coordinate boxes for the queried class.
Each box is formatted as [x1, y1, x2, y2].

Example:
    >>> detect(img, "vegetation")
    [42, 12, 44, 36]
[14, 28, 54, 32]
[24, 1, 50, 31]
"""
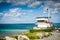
[21, 31, 52, 39]
[29, 28, 53, 33]
[22, 32, 40, 39]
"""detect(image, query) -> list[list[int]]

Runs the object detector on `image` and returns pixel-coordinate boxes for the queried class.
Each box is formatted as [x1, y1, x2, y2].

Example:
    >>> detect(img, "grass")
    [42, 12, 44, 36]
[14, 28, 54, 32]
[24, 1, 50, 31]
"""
[22, 32, 40, 39]
[29, 28, 53, 33]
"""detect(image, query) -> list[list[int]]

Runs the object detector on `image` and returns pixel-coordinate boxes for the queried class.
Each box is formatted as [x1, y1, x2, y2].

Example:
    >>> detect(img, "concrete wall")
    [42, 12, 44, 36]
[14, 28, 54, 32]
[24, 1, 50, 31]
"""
[37, 23, 51, 28]
[36, 18, 49, 22]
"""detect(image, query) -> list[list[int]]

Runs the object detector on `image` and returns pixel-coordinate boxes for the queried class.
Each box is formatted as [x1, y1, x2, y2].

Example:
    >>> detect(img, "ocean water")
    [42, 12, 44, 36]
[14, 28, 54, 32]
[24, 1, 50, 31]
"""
[0, 23, 35, 38]
[0, 23, 60, 38]
[54, 23, 60, 28]
[0, 23, 60, 30]
[0, 23, 35, 30]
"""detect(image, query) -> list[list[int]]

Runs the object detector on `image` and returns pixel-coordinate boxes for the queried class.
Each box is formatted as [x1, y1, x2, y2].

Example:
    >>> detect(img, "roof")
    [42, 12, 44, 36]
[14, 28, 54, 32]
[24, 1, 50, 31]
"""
[36, 17, 51, 18]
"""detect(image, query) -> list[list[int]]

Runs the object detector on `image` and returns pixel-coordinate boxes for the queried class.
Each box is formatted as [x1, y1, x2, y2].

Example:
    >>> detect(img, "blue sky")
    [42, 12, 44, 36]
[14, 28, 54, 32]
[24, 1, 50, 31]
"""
[0, 0, 60, 23]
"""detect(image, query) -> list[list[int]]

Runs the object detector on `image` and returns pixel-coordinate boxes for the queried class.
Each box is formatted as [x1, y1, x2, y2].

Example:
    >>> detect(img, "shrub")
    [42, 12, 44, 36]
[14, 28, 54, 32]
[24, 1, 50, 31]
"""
[24, 32, 40, 39]
[27, 34, 40, 39]
[29, 28, 53, 33]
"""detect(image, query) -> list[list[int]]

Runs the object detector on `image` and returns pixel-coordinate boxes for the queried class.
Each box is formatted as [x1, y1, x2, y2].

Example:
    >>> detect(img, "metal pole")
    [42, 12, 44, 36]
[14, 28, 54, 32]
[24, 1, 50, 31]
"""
[47, 8, 50, 22]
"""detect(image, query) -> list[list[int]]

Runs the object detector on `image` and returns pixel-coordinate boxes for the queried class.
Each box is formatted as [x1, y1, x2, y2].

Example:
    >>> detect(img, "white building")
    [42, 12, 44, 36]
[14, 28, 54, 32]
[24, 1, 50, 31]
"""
[33, 8, 53, 29]
[33, 17, 53, 29]
[36, 17, 53, 28]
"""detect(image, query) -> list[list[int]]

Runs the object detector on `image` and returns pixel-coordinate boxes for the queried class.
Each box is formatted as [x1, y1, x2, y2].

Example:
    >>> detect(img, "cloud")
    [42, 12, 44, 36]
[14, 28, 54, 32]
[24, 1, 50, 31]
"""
[0, 13, 4, 20]
[43, 1, 60, 9]
[54, 3, 60, 8]
[21, 10, 33, 13]
[9, 8, 20, 13]
[2, 8, 33, 17]
[0, 8, 22, 23]
[4, 8, 21, 17]
[15, 0, 31, 5]
[0, 0, 2, 3]
[0, 0, 41, 8]
[0, 13, 3, 16]
[28, 1, 41, 8]
[39, 1, 60, 14]
[0, 0, 60, 8]
[0, 0, 31, 5]
[0, 7, 35, 23]
[6, 0, 11, 3]
[52, 8, 59, 13]
[0, 0, 60, 23]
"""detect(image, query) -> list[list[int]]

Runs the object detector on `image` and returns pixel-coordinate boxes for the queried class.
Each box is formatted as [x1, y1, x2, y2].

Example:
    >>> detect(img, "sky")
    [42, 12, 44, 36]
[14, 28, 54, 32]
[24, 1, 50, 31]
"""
[0, 0, 60, 24]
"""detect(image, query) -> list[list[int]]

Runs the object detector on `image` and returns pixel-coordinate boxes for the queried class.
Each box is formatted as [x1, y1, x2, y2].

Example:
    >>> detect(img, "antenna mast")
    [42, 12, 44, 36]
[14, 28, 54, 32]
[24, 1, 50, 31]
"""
[47, 8, 50, 22]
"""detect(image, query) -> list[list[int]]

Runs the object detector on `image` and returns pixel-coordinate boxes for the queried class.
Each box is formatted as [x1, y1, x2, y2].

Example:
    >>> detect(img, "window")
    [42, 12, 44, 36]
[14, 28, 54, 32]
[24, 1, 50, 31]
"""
[37, 20, 47, 22]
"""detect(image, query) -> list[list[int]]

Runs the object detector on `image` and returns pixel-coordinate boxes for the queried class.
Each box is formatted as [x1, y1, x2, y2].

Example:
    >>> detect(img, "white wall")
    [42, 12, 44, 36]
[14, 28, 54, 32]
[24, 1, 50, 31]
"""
[36, 18, 49, 22]
[37, 23, 51, 28]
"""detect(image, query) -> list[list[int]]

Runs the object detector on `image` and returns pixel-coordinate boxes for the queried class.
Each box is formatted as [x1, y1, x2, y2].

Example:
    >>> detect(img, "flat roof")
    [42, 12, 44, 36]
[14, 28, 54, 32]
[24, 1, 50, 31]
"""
[36, 17, 51, 18]
[37, 22, 53, 24]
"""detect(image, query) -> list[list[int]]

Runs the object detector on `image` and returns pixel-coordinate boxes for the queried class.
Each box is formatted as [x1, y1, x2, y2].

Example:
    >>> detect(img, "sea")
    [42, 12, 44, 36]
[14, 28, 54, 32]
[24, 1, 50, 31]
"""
[0, 23, 60, 38]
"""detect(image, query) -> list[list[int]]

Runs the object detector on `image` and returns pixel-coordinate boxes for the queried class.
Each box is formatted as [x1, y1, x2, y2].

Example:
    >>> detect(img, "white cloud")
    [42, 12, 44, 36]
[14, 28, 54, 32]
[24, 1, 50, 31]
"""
[0, 0, 2, 3]
[44, 1, 60, 8]
[0, 7, 35, 23]
[43, 7, 59, 14]
[3, 8, 33, 17]
[0, 0, 60, 23]
[22, 10, 33, 13]
[6, 0, 11, 3]
[0, 0, 60, 9]
[28, 1, 41, 8]
[41, 1, 60, 14]
[0, 0, 41, 8]
[0, 0, 30, 5]
[0, 8, 22, 23]
[14, 0, 30, 5]
[0, 13, 3, 16]
[51, 8, 59, 13]
[54, 3, 60, 8]
[4, 8, 21, 17]
[9, 8, 21, 13]
[6, 0, 31, 5]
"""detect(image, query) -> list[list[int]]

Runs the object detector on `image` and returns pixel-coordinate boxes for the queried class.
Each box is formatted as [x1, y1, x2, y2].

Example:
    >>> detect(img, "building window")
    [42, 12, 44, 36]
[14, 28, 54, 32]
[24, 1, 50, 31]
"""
[37, 20, 47, 22]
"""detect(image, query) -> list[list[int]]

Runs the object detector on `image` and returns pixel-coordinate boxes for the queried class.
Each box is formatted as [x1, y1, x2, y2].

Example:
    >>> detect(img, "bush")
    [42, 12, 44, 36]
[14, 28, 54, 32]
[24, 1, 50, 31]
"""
[28, 35, 39, 39]
[24, 32, 40, 39]
[27, 34, 40, 39]
[29, 28, 53, 33]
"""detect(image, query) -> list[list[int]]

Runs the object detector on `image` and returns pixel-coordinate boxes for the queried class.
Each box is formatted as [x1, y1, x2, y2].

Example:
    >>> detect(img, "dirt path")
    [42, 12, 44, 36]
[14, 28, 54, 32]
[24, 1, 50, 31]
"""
[41, 32, 60, 40]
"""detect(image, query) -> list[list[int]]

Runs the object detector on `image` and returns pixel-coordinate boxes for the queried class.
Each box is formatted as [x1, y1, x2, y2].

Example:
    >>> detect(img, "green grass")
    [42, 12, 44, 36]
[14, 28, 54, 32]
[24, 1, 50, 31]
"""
[29, 28, 53, 33]
[21, 32, 40, 39]
[25, 32, 40, 39]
